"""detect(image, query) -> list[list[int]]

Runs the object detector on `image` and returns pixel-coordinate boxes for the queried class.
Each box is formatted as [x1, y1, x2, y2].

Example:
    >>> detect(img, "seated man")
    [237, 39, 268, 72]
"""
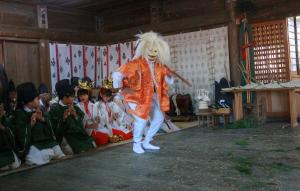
[38, 83, 52, 113]
[4, 80, 17, 117]
[0, 102, 20, 170]
[48, 79, 96, 154]
[14, 82, 65, 165]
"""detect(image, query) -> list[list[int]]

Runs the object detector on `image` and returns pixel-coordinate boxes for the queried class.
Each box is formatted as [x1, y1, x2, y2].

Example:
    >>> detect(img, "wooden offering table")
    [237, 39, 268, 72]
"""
[222, 86, 300, 128]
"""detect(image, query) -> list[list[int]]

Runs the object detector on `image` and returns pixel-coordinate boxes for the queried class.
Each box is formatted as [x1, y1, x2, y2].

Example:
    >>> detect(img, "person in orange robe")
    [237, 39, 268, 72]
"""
[112, 32, 174, 154]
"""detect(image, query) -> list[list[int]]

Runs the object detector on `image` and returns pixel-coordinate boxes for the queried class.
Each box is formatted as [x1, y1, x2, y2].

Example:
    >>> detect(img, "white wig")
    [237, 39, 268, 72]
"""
[133, 31, 171, 65]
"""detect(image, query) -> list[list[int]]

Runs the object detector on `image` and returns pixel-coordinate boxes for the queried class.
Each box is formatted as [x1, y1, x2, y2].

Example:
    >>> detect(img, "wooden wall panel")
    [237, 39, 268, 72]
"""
[248, 0, 300, 23]
[39, 39, 51, 91]
[47, 9, 95, 32]
[0, 42, 4, 64]
[0, 2, 37, 28]
[270, 92, 289, 112]
[4, 42, 40, 87]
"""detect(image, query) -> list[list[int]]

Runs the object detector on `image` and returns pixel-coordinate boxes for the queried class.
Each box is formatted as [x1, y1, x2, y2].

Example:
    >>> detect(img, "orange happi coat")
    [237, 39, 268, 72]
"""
[118, 57, 170, 120]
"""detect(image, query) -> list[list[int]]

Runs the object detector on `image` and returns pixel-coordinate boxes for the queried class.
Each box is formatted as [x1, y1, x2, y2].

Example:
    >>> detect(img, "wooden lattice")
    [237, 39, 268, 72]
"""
[252, 19, 290, 83]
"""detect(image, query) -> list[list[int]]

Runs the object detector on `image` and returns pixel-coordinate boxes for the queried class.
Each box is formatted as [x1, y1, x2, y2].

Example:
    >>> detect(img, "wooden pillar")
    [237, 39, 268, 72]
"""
[233, 91, 243, 120]
[39, 39, 51, 91]
[227, 0, 241, 86]
[289, 90, 298, 128]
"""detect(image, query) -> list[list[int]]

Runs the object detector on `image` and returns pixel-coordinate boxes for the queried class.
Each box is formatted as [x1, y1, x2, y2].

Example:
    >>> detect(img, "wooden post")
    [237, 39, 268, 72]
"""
[289, 90, 298, 128]
[39, 39, 51, 91]
[227, 0, 241, 86]
[233, 91, 243, 120]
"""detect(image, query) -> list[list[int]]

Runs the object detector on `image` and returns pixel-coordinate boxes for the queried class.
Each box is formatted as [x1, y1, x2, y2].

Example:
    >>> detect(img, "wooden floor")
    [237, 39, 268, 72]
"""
[1, 124, 300, 191]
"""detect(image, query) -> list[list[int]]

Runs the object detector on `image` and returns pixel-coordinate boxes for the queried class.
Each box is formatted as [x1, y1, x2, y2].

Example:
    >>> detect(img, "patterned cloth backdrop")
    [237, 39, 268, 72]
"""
[84, 46, 96, 82]
[107, 44, 120, 77]
[71, 45, 84, 79]
[164, 27, 230, 109]
[49, 43, 58, 92]
[100, 46, 109, 82]
[56, 43, 72, 80]
[49, 28, 229, 104]
[95, 46, 102, 86]
[120, 42, 134, 64]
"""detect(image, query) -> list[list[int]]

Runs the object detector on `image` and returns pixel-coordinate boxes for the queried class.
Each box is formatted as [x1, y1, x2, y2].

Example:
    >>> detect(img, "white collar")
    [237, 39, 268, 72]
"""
[39, 99, 45, 107]
[59, 100, 68, 107]
[24, 106, 35, 113]
[146, 58, 155, 64]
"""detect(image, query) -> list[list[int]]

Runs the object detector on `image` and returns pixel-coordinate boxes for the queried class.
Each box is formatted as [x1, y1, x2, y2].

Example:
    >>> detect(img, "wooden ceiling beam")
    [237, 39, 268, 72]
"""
[73, 0, 132, 9]
[100, 1, 150, 17]
[97, 10, 230, 44]
[0, 9, 230, 44]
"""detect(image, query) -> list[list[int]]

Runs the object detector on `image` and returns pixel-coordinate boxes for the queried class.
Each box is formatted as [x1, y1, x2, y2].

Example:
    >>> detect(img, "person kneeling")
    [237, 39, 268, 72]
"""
[48, 79, 96, 154]
[0, 102, 20, 170]
[14, 83, 65, 166]
[98, 87, 133, 142]
[77, 79, 109, 146]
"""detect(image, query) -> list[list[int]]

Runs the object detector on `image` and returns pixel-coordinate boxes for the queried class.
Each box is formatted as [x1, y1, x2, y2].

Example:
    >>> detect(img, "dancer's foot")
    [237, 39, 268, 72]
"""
[133, 142, 145, 154]
[143, 142, 160, 150]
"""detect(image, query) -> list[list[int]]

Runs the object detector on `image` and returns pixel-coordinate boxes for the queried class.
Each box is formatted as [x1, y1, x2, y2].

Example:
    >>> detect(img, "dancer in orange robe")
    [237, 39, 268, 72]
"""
[113, 32, 174, 154]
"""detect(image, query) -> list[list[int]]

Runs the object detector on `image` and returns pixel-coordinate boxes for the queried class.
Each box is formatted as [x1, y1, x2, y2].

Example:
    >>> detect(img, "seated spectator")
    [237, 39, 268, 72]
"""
[38, 83, 52, 113]
[0, 101, 21, 170]
[77, 79, 109, 146]
[14, 82, 65, 165]
[48, 79, 95, 154]
[4, 80, 17, 117]
[97, 86, 133, 142]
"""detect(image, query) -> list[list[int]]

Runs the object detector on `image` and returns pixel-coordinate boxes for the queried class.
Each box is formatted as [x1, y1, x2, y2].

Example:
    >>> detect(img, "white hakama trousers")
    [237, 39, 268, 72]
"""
[129, 94, 164, 144]
[26, 145, 65, 165]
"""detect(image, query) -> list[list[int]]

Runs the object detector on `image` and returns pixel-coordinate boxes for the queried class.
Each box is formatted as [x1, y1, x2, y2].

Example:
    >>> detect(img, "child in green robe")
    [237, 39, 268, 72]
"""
[14, 82, 65, 165]
[48, 79, 95, 154]
[0, 102, 21, 170]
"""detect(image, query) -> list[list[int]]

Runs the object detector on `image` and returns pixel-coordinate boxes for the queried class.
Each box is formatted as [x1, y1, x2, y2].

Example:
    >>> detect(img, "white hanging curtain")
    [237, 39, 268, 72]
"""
[165, 27, 230, 107]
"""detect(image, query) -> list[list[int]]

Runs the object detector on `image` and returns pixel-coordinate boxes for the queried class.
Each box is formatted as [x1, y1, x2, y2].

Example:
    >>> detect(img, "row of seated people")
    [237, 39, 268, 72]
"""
[0, 78, 179, 171]
[0, 78, 135, 171]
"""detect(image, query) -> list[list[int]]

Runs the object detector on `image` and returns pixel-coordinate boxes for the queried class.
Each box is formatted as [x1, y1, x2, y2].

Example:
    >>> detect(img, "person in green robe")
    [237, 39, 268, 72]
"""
[0, 102, 21, 171]
[48, 79, 95, 155]
[14, 82, 65, 165]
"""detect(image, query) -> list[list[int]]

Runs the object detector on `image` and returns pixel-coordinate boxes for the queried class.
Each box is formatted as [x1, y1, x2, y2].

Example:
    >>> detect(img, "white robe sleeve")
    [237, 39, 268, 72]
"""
[112, 72, 124, 88]
[165, 75, 174, 85]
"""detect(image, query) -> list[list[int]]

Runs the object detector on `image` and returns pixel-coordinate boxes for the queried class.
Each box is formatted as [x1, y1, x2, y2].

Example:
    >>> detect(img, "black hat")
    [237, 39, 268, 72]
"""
[17, 82, 38, 106]
[55, 79, 74, 100]
[8, 80, 16, 92]
[38, 83, 49, 94]
[71, 77, 80, 87]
